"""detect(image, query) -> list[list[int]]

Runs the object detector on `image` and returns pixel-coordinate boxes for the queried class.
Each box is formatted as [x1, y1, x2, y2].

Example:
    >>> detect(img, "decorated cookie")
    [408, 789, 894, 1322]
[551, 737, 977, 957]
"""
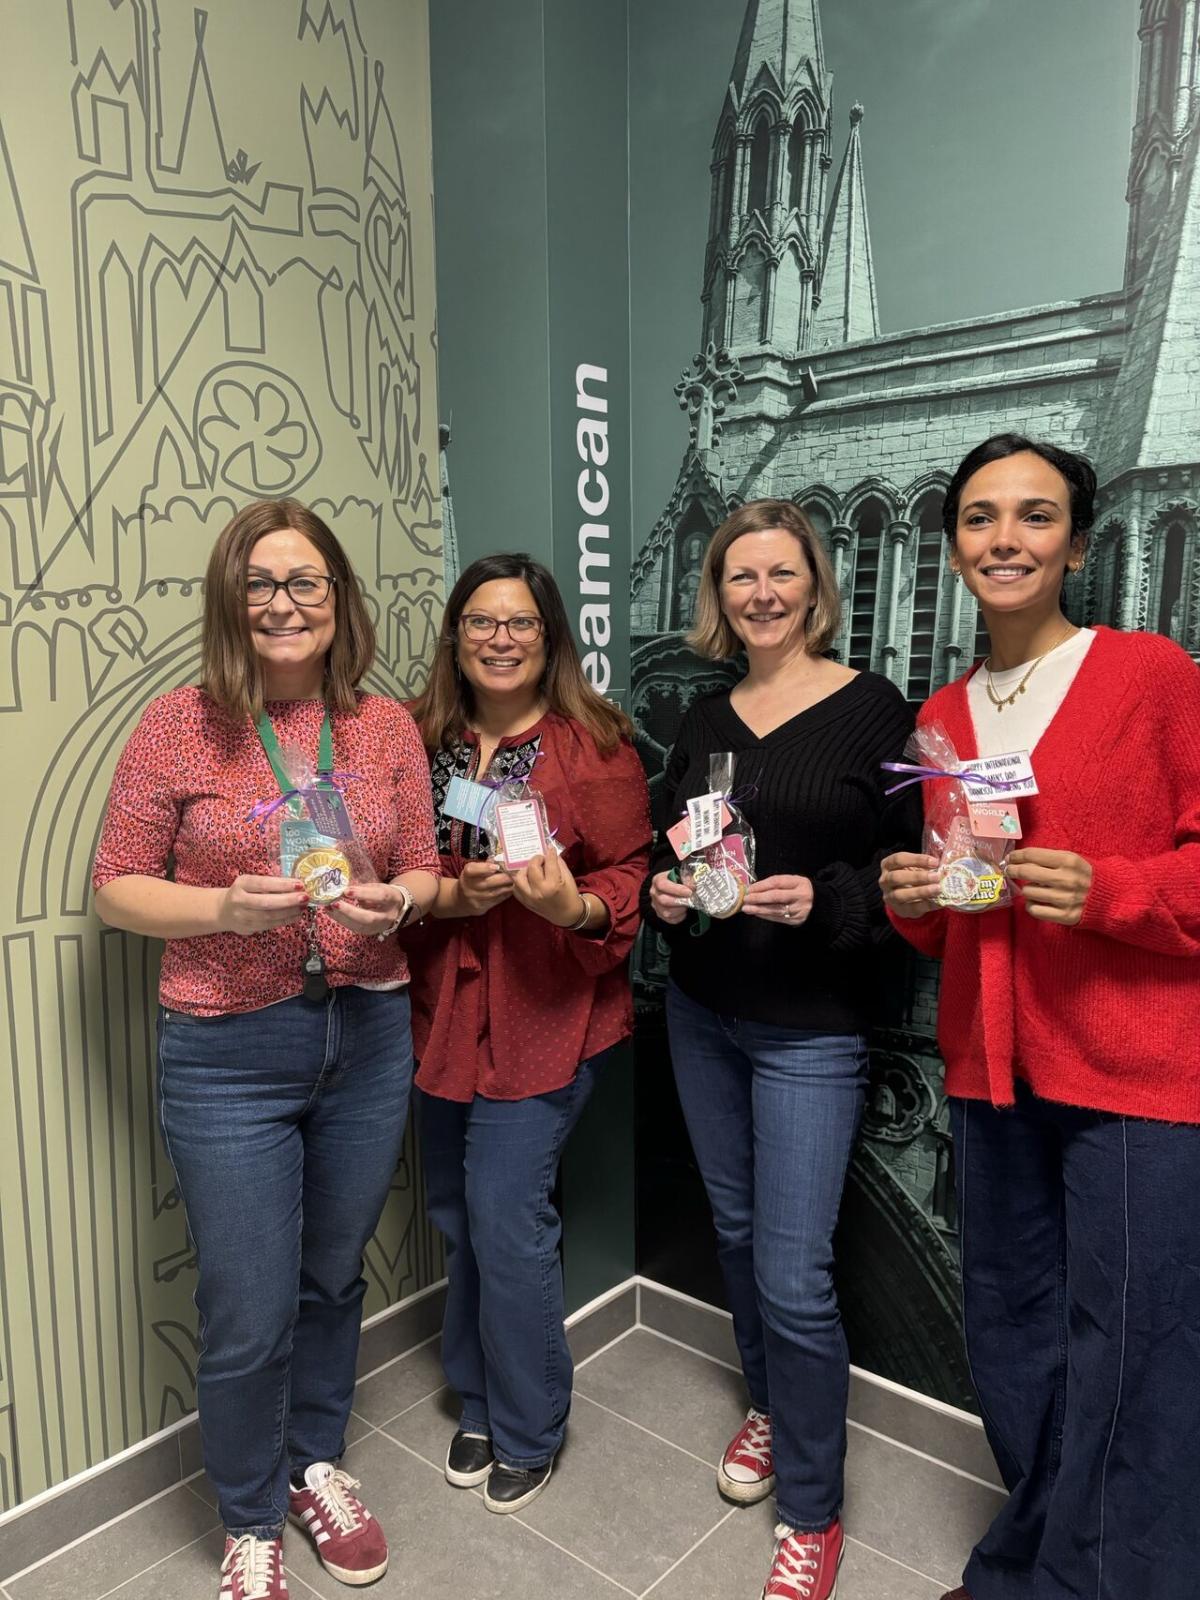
[295, 846, 352, 904]
[689, 860, 746, 919]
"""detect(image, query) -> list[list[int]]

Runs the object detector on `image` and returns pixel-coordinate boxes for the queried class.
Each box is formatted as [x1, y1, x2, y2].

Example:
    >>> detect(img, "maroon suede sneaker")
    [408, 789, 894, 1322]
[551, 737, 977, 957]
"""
[220, 1535, 288, 1600]
[288, 1463, 388, 1586]
[762, 1518, 844, 1599]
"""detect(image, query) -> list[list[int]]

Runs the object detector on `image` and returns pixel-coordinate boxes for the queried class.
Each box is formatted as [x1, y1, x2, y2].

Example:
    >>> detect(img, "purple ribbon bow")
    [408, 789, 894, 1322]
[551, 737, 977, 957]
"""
[881, 761, 1009, 798]
[246, 771, 361, 828]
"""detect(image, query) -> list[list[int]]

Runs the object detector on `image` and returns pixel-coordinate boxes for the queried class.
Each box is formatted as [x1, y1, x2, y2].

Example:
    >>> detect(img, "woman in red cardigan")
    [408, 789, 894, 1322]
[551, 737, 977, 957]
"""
[405, 552, 650, 1514]
[881, 434, 1200, 1600]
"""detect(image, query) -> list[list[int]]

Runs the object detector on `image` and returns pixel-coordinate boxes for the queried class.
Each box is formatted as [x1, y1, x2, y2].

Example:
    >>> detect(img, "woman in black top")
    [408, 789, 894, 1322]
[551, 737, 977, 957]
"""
[644, 500, 915, 1600]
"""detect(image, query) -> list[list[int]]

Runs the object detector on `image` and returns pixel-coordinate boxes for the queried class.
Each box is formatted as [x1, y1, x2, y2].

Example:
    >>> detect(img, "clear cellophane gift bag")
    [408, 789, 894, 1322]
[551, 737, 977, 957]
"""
[255, 742, 377, 905]
[902, 724, 1016, 914]
[482, 776, 557, 871]
[672, 752, 757, 921]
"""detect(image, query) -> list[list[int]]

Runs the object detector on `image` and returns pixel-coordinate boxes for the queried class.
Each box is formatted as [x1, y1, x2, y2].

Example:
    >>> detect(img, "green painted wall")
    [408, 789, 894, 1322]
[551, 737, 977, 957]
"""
[0, 0, 443, 1510]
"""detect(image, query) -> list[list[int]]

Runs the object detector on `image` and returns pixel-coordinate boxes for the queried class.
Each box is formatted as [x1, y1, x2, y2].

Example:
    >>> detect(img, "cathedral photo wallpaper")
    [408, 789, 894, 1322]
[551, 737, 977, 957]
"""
[626, 0, 1200, 1406]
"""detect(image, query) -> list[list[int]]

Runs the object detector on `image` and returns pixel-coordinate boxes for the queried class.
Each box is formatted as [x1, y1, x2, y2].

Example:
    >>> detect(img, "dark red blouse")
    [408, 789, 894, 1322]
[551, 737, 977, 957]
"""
[403, 712, 651, 1101]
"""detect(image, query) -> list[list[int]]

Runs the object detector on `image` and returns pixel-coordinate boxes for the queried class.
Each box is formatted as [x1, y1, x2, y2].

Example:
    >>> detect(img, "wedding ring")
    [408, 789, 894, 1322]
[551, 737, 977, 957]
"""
[783, 907, 793, 919]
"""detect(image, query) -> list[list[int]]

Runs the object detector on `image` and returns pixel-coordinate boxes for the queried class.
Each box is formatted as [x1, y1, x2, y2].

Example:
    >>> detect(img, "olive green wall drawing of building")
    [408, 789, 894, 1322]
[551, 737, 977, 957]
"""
[631, 0, 1200, 1404]
[0, 0, 443, 1510]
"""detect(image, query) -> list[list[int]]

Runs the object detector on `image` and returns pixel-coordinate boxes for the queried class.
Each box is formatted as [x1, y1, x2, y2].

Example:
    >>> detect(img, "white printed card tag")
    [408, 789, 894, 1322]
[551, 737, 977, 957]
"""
[958, 750, 1039, 801]
[686, 792, 726, 853]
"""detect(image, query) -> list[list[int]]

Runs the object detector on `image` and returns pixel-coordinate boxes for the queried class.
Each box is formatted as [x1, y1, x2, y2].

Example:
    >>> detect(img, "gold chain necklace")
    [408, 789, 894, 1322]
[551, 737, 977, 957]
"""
[984, 624, 1077, 713]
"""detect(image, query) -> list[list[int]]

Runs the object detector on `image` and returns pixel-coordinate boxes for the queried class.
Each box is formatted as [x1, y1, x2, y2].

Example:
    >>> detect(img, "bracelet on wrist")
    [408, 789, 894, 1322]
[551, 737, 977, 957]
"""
[568, 895, 591, 932]
[377, 884, 415, 941]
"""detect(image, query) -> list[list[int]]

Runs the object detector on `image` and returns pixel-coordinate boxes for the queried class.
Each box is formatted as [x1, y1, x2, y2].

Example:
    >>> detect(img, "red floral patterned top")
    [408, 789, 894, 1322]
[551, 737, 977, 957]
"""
[92, 686, 440, 1016]
[403, 712, 652, 1101]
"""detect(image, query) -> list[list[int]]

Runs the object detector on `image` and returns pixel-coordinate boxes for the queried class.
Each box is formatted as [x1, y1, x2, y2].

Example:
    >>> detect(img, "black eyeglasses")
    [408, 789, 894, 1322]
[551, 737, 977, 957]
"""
[458, 613, 544, 642]
[245, 575, 336, 607]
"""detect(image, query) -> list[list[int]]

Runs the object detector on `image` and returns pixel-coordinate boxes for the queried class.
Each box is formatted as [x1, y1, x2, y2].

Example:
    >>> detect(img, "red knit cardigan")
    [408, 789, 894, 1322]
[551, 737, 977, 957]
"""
[890, 627, 1200, 1123]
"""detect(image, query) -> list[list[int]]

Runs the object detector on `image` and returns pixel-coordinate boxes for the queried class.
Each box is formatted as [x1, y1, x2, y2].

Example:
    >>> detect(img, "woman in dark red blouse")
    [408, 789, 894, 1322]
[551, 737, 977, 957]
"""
[405, 552, 650, 1513]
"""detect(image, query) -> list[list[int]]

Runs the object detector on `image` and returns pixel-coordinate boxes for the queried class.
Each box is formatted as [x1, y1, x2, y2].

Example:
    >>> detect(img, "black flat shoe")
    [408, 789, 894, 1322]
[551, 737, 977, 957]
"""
[482, 1459, 553, 1514]
[445, 1430, 494, 1488]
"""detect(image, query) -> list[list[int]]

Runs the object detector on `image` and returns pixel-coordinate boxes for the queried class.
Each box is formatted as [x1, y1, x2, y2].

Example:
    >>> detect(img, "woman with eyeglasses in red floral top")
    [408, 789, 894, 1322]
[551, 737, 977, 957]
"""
[93, 500, 440, 1600]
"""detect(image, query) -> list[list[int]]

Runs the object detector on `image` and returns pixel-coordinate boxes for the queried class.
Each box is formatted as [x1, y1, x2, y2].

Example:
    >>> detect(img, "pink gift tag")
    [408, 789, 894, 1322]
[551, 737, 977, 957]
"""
[493, 798, 552, 870]
[668, 801, 733, 861]
[968, 801, 1023, 840]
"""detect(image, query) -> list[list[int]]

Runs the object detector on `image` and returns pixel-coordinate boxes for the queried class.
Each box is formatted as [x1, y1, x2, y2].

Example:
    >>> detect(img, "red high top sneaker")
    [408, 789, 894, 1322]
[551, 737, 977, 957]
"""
[717, 1408, 775, 1503]
[762, 1519, 845, 1600]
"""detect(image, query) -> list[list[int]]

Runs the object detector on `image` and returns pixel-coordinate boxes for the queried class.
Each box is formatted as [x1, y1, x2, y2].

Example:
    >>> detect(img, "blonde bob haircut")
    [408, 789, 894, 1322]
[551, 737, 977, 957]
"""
[687, 499, 841, 660]
[201, 499, 376, 719]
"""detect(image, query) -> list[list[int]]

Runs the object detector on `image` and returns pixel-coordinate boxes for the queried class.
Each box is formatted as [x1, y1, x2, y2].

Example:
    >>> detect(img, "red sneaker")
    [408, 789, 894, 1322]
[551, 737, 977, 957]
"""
[220, 1535, 288, 1600]
[762, 1519, 845, 1599]
[941, 1591, 973, 1599]
[288, 1463, 388, 1586]
[718, 1408, 775, 1503]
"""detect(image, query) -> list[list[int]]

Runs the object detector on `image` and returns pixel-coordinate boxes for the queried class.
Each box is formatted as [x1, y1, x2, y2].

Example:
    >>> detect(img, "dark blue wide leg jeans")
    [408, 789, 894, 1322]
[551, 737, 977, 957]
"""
[952, 1084, 1200, 1600]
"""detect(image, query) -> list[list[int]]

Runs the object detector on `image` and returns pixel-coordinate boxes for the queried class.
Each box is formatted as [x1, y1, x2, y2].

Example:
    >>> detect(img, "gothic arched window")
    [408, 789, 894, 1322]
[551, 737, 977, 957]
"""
[906, 494, 948, 700]
[787, 121, 807, 214]
[711, 130, 734, 239]
[1089, 525, 1124, 627]
[1159, 3, 1184, 119]
[747, 117, 771, 217]
[800, 500, 832, 540]
[1157, 519, 1191, 641]
[972, 599, 989, 665]
[731, 239, 768, 345]
[847, 498, 887, 671]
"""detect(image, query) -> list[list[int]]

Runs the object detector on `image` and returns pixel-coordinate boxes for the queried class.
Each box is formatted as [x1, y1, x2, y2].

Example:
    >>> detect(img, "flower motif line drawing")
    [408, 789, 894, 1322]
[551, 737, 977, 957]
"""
[197, 366, 322, 495]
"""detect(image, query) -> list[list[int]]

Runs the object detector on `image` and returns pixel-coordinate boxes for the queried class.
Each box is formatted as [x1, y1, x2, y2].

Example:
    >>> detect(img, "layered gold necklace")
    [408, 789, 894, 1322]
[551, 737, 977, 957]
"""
[983, 624, 1078, 713]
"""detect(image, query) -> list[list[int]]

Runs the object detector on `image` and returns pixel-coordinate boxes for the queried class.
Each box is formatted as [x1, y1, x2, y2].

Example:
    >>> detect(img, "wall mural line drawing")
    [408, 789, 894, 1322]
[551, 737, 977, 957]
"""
[631, 0, 1200, 1405]
[0, 0, 443, 1510]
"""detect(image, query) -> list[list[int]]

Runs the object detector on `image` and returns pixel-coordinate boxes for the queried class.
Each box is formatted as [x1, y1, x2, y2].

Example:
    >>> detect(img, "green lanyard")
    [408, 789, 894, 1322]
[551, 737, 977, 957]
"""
[255, 709, 334, 817]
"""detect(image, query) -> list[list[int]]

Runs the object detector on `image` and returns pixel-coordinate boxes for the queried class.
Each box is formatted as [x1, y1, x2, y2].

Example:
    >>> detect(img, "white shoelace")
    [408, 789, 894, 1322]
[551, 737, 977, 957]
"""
[731, 1409, 772, 1466]
[310, 1468, 364, 1534]
[222, 1535, 278, 1599]
[766, 1524, 820, 1598]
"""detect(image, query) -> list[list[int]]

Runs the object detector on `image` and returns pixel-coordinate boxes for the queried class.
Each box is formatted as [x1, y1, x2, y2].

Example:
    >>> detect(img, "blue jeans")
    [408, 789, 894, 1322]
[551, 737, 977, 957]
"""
[414, 1054, 602, 1469]
[665, 982, 868, 1529]
[952, 1085, 1200, 1600]
[158, 986, 414, 1537]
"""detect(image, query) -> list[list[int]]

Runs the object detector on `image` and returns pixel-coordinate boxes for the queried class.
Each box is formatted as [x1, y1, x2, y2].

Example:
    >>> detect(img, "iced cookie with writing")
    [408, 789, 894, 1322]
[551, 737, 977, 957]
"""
[295, 846, 351, 904]
[689, 860, 745, 919]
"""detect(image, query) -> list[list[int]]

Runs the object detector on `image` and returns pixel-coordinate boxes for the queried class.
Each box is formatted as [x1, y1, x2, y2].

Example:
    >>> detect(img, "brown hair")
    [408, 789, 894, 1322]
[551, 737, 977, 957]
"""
[410, 552, 633, 754]
[200, 499, 376, 718]
[687, 499, 841, 660]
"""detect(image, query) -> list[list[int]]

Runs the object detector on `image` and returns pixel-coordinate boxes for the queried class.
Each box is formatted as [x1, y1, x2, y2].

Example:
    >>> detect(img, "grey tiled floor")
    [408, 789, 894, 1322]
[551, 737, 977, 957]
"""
[1, 1326, 1003, 1600]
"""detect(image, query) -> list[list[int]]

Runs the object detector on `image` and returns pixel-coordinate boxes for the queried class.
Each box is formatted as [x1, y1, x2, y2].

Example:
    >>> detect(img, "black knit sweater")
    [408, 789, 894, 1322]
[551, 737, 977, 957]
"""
[642, 672, 920, 1034]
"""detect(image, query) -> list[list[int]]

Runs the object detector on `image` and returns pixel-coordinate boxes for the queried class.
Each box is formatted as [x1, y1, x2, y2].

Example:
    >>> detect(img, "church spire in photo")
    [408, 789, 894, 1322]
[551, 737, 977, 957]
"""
[702, 0, 835, 354]
[812, 102, 879, 347]
[730, 0, 825, 101]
